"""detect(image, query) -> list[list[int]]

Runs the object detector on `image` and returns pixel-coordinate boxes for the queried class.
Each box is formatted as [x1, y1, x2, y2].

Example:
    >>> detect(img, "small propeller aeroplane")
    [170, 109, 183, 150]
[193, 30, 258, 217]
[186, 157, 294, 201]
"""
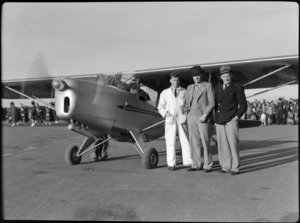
[2, 55, 298, 169]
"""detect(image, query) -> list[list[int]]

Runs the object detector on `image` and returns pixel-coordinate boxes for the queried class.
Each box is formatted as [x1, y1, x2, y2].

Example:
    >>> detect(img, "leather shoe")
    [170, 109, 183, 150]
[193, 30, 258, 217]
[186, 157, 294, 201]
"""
[230, 171, 240, 175]
[218, 169, 228, 173]
[203, 169, 212, 173]
[168, 166, 176, 171]
[187, 167, 201, 171]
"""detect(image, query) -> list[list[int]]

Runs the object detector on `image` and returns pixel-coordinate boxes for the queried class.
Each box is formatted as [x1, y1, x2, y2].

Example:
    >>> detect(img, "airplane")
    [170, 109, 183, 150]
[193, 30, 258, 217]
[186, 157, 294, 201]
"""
[2, 55, 298, 169]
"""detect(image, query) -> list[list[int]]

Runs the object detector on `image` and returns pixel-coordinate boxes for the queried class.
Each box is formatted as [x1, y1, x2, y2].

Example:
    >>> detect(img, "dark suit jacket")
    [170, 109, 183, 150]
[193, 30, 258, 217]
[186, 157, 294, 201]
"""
[214, 83, 247, 124]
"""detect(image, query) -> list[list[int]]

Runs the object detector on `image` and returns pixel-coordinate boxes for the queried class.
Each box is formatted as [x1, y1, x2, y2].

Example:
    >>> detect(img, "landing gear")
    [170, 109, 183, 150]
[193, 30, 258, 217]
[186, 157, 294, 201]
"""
[65, 145, 82, 165]
[90, 138, 109, 162]
[142, 147, 159, 169]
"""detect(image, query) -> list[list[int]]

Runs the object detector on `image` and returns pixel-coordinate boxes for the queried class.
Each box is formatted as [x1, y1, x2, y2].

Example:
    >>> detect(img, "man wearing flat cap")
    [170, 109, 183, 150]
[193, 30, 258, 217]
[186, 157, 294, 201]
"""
[215, 65, 247, 175]
[185, 65, 215, 172]
[158, 72, 192, 171]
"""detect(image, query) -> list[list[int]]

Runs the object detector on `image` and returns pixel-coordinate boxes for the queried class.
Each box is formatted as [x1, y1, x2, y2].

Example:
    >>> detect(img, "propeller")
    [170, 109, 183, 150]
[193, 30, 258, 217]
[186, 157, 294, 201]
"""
[17, 51, 55, 109]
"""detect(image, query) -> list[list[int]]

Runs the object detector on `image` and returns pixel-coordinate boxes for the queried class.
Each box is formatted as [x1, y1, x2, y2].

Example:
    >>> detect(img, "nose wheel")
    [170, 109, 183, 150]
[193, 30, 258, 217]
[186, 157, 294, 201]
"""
[65, 145, 82, 165]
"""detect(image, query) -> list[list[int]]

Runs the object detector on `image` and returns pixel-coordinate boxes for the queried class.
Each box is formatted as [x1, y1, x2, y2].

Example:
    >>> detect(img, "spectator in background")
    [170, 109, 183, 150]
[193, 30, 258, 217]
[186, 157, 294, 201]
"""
[10, 102, 19, 126]
[282, 100, 289, 125]
[30, 101, 37, 127]
[276, 98, 283, 125]
[6, 107, 12, 125]
[271, 101, 277, 124]
[267, 102, 273, 125]
[287, 104, 294, 125]
[294, 102, 298, 125]
[20, 103, 29, 125]
[246, 101, 252, 120]
[45, 106, 51, 126]
[250, 103, 257, 120]
[261, 100, 268, 125]
[36, 103, 42, 124]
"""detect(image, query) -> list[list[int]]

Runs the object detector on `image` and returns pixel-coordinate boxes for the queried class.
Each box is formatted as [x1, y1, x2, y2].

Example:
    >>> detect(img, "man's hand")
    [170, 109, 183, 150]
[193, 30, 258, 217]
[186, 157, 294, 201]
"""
[198, 114, 207, 123]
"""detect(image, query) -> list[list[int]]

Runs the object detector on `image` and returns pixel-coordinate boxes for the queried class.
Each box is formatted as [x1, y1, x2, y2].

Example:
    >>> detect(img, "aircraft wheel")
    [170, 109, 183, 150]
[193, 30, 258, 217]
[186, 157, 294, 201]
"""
[142, 147, 159, 169]
[65, 145, 82, 165]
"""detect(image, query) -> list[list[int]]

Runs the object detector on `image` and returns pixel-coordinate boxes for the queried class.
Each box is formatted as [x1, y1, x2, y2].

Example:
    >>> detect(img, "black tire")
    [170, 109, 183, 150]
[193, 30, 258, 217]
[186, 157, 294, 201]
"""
[142, 147, 159, 169]
[65, 145, 82, 165]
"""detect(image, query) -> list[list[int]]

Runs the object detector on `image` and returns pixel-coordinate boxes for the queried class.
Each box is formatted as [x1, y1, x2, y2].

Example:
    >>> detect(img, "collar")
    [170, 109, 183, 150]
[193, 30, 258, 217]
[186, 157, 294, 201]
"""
[171, 86, 181, 91]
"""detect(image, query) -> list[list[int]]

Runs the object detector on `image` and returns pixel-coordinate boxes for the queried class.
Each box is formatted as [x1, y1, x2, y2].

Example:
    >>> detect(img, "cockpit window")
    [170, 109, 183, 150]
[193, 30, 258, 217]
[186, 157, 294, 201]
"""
[96, 73, 152, 102]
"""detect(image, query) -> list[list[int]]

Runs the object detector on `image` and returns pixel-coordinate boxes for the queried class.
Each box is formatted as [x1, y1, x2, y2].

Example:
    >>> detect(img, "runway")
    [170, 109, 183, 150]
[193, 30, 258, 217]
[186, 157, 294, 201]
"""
[2, 124, 298, 221]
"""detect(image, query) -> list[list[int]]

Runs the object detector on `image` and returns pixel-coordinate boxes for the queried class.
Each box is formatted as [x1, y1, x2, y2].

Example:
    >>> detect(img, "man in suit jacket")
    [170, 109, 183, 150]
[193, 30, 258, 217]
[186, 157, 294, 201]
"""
[215, 65, 247, 175]
[185, 66, 215, 172]
[158, 72, 192, 171]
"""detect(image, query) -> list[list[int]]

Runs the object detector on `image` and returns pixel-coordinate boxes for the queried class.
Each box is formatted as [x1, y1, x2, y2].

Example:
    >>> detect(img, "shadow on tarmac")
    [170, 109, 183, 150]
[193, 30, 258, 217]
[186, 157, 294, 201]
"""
[78, 138, 297, 174]
[240, 146, 298, 173]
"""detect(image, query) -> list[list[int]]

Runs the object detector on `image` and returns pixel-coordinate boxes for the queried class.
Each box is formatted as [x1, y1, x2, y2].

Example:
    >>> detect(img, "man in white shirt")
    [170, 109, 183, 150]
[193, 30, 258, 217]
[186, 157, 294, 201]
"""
[158, 72, 192, 170]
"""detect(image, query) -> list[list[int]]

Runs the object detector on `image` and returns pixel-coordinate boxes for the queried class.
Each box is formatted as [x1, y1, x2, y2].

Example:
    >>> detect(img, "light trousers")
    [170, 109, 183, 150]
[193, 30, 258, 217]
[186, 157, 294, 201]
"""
[215, 118, 240, 172]
[165, 121, 192, 167]
[187, 115, 213, 169]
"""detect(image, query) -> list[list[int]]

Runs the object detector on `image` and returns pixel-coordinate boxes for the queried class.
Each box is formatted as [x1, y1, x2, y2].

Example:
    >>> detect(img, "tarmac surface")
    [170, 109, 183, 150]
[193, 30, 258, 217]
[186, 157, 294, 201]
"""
[1, 123, 299, 221]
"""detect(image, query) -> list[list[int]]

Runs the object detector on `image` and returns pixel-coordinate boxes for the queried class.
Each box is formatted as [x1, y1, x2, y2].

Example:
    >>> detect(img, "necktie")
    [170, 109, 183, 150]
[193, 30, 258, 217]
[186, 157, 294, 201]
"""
[224, 84, 228, 90]
[174, 89, 177, 97]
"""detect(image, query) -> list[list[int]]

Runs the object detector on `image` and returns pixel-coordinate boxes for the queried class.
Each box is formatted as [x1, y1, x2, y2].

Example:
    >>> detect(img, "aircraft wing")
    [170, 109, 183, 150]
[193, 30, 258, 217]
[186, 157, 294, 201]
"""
[134, 55, 298, 92]
[2, 55, 298, 99]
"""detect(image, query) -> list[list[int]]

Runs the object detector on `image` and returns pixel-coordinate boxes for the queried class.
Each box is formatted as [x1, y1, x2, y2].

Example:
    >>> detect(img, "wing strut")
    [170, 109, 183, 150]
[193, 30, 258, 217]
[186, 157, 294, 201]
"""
[4, 86, 55, 110]
[247, 80, 296, 98]
[243, 64, 291, 87]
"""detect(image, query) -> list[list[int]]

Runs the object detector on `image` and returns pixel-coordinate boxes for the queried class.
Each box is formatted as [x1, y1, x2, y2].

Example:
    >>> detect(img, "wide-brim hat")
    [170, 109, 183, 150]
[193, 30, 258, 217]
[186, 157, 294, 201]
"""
[191, 65, 206, 77]
[218, 65, 233, 76]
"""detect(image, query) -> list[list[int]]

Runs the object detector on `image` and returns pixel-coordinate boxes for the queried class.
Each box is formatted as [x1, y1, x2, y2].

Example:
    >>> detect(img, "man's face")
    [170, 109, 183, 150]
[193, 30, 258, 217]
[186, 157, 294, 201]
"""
[192, 75, 201, 84]
[220, 72, 232, 85]
[170, 76, 180, 88]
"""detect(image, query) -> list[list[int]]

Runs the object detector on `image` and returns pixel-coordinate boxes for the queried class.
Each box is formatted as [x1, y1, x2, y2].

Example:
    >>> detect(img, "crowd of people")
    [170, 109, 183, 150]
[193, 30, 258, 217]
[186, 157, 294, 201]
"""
[2, 101, 59, 127]
[244, 98, 298, 125]
[2, 97, 298, 127]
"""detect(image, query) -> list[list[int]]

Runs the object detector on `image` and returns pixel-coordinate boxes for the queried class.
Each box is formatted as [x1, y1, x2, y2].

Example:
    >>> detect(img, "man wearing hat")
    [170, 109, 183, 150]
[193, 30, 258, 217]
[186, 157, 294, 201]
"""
[185, 65, 215, 172]
[158, 72, 192, 171]
[215, 65, 247, 175]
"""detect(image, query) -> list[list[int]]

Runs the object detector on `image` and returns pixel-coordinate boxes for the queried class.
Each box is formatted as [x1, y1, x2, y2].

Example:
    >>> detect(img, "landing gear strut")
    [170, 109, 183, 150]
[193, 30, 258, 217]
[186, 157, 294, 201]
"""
[65, 135, 111, 165]
[128, 130, 159, 169]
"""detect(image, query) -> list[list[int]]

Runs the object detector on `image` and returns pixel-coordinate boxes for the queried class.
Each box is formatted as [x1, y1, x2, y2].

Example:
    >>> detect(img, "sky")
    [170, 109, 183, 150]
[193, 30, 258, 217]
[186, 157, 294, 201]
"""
[1, 2, 299, 106]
